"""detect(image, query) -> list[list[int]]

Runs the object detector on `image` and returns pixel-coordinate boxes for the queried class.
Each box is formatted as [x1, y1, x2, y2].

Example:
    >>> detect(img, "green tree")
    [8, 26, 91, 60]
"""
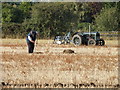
[103, 2, 117, 8]
[2, 3, 13, 23]
[95, 7, 119, 31]
[2, 3, 24, 23]
[18, 2, 32, 19]
[2, 2, 32, 23]
[27, 2, 78, 38]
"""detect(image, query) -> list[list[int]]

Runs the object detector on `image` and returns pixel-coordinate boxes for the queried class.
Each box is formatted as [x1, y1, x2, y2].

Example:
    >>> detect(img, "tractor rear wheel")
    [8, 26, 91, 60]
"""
[87, 39, 96, 46]
[72, 35, 82, 46]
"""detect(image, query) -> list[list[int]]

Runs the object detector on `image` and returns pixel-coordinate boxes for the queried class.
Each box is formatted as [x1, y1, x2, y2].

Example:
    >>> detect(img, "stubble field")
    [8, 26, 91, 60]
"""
[0, 39, 119, 88]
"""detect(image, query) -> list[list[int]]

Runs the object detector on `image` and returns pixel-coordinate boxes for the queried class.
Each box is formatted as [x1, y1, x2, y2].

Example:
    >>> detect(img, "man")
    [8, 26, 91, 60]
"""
[26, 30, 38, 53]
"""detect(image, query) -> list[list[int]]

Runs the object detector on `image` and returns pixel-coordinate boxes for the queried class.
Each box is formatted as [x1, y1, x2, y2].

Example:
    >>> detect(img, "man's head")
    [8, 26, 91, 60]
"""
[30, 31, 38, 37]
[31, 30, 38, 34]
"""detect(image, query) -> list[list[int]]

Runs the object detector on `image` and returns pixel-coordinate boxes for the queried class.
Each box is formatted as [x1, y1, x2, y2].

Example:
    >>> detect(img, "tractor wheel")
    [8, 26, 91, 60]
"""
[87, 39, 96, 46]
[98, 39, 105, 46]
[72, 34, 82, 46]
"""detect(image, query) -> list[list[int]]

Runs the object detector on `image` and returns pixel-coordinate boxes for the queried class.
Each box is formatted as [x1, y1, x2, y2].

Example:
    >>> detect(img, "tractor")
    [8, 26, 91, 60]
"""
[72, 32, 105, 46]
[53, 32, 105, 46]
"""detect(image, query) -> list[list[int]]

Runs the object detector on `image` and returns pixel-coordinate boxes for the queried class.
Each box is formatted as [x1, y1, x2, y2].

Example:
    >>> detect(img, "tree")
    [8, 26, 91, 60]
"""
[95, 6, 119, 31]
[27, 2, 79, 38]
[2, 3, 24, 23]
[2, 3, 13, 23]
[2, 2, 32, 23]
[18, 2, 32, 19]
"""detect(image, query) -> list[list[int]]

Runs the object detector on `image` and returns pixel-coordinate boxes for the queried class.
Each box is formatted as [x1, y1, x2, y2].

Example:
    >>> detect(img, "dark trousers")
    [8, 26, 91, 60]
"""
[27, 42, 35, 53]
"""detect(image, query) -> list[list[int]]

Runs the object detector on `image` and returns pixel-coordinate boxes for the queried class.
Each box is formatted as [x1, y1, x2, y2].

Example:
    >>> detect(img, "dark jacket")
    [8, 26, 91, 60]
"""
[26, 31, 37, 43]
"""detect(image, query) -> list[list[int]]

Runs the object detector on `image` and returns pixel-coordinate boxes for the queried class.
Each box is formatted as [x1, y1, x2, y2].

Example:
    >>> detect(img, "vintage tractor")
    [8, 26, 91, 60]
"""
[53, 32, 105, 46]
[72, 32, 105, 46]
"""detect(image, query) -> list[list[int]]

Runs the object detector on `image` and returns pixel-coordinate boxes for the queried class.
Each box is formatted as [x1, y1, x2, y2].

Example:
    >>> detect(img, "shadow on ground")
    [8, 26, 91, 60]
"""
[34, 52, 44, 54]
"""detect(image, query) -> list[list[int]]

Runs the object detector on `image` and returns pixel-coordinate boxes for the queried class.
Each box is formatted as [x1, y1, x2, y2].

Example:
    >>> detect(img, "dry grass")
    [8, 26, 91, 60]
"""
[1, 39, 119, 46]
[1, 39, 119, 88]
[1, 39, 53, 46]
[105, 40, 118, 46]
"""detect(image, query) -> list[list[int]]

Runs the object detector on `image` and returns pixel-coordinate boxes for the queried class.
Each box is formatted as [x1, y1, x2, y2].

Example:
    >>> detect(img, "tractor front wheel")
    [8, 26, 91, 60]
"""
[97, 39, 105, 46]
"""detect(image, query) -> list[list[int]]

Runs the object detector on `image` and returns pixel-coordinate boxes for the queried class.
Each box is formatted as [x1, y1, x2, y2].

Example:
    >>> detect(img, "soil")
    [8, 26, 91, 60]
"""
[0, 43, 119, 88]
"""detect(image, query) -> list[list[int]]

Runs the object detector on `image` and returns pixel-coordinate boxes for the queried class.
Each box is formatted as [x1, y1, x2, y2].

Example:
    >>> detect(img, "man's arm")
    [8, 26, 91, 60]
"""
[28, 36, 35, 43]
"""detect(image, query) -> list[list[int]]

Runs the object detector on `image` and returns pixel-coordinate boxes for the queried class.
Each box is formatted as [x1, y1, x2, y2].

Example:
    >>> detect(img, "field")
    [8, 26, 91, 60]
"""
[0, 39, 119, 88]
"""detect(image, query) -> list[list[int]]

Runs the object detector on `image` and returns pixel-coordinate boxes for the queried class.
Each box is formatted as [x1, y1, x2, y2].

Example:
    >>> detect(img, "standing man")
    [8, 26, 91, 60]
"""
[26, 30, 38, 53]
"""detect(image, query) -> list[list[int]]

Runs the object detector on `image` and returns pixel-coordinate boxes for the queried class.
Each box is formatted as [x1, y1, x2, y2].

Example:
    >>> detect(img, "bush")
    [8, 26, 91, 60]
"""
[2, 23, 25, 38]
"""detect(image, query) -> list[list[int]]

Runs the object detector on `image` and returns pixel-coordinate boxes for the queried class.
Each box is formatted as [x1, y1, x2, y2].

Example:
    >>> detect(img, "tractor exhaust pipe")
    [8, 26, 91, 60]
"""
[89, 24, 91, 36]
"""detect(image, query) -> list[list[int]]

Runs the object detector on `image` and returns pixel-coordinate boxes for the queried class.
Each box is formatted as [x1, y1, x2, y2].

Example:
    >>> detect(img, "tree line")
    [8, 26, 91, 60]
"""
[2, 2, 120, 39]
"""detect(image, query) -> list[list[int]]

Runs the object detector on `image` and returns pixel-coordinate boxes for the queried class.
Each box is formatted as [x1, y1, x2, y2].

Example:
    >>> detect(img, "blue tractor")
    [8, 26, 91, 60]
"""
[72, 32, 105, 46]
[53, 32, 105, 46]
